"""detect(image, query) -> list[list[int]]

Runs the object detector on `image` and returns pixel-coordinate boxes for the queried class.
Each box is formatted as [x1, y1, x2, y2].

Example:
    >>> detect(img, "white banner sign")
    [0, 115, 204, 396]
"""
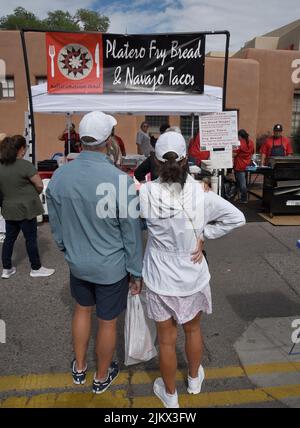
[199, 111, 238, 150]
[210, 148, 233, 169]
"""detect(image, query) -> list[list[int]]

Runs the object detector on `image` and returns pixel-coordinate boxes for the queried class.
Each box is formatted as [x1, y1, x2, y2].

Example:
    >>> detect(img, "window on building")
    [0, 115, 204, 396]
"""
[145, 115, 169, 134]
[291, 91, 300, 136]
[36, 76, 47, 85]
[0, 77, 15, 99]
[180, 116, 199, 141]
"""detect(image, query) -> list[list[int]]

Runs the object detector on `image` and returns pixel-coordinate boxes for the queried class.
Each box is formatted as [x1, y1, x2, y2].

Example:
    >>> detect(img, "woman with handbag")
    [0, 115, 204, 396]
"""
[139, 132, 245, 408]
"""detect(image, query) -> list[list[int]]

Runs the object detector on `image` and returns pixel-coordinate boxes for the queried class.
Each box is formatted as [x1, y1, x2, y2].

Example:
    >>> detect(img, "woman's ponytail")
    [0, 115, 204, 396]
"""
[238, 129, 249, 146]
[158, 152, 188, 188]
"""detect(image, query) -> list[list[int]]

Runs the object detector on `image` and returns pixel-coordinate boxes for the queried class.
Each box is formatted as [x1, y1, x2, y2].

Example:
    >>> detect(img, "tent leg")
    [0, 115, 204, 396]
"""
[66, 113, 72, 155]
[191, 114, 195, 142]
[218, 169, 223, 196]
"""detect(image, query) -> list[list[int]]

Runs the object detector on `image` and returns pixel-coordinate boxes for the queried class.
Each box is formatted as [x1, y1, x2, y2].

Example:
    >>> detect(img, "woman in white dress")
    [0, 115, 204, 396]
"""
[139, 132, 245, 408]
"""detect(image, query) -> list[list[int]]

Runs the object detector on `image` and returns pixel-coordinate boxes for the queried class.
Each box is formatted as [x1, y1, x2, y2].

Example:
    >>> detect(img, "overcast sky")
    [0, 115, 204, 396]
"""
[1, 0, 300, 51]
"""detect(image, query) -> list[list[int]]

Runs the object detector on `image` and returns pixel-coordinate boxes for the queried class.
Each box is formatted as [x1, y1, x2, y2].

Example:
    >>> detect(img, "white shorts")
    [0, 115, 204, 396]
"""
[145, 284, 212, 325]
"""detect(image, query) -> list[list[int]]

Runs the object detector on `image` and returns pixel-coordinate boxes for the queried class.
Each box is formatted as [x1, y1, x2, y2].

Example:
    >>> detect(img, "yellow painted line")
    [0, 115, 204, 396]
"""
[131, 366, 245, 385]
[0, 371, 129, 394]
[0, 390, 128, 409]
[130, 362, 300, 385]
[2, 384, 300, 408]
[245, 362, 300, 376]
[133, 384, 300, 408]
[1, 361, 300, 394]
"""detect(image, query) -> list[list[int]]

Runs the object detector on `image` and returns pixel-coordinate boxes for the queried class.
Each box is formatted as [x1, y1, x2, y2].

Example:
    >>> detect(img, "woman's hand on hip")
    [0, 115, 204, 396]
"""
[191, 238, 204, 264]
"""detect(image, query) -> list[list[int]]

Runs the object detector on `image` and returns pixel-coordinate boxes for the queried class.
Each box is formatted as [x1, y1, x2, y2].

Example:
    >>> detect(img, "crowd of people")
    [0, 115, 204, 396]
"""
[58, 119, 294, 207]
[0, 116, 294, 408]
[185, 122, 293, 204]
[58, 123, 126, 166]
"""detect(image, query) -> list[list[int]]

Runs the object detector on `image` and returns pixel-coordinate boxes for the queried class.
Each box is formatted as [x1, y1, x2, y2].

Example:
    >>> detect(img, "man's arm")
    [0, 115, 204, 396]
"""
[118, 176, 143, 279]
[46, 183, 65, 251]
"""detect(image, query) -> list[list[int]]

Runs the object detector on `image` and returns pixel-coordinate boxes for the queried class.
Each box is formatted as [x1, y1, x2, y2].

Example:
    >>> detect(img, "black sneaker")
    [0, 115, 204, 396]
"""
[71, 359, 87, 385]
[92, 361, 119, 394]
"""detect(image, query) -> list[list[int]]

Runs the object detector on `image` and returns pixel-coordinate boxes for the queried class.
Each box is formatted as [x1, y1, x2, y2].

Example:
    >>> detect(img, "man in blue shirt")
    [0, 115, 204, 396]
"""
[47, 111, 143, 394]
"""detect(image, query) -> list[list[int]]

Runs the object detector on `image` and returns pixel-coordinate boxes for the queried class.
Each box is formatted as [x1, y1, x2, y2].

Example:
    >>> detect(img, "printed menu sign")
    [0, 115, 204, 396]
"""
[199, 111, 239, 150]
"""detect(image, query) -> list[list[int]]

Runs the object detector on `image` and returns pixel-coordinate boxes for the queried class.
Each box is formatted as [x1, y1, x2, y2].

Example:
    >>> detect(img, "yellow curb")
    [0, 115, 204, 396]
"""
[133, 383, 300, 408]
[2, 384, 300, 408]
[0, 362, 299, 394]
[0, 390, 128, 408]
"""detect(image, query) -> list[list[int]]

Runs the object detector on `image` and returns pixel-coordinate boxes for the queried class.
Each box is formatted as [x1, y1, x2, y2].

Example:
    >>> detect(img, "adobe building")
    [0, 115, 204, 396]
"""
[237, 18, 300, 143]
[0, 23, 299, 161]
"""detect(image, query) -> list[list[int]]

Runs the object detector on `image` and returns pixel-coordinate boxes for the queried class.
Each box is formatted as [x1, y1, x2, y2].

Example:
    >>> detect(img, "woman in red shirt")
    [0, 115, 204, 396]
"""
[188, 132, 210, 165]
[233, 130, 254, 203]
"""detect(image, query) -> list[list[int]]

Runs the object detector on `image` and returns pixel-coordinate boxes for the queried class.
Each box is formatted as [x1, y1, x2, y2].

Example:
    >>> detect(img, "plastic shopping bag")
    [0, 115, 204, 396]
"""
[124, 293, 157, 366]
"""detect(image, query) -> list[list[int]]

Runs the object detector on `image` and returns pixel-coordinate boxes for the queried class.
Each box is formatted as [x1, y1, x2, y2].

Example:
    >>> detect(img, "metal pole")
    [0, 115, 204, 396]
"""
[191, 114, 195, 142]
[222, 31, 230, 112]
[20, 30, 36, 165]
[220, 31, 230, 197]
[67, 113, 72, 155]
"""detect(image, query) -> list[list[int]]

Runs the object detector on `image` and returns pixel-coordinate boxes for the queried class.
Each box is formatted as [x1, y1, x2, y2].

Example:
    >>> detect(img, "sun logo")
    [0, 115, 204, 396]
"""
[58, 44, 94, 80]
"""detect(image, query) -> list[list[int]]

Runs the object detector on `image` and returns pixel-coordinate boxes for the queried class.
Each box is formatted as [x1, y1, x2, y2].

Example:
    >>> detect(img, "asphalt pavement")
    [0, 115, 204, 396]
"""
[0, 213, 300, 408]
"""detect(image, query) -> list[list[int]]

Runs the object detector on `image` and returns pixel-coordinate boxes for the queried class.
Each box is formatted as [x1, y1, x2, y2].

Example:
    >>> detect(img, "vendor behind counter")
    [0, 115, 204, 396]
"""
[260, 124, 293, 166]
[58, 123, 81, 156]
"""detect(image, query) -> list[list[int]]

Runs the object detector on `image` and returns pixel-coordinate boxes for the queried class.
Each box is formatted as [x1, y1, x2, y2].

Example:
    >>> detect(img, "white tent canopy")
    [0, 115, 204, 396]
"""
[31, 83, 223, 115]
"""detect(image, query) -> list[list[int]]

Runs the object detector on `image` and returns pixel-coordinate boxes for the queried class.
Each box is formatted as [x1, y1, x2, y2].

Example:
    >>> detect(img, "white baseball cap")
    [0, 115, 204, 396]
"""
[79, 111, 117, 146]
[165, 126, 182, 134]
[155, 131, 187, 163]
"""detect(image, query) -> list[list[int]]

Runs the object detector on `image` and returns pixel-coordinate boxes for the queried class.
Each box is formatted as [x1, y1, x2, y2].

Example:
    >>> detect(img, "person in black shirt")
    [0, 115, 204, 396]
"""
[134, 123, 169, 182]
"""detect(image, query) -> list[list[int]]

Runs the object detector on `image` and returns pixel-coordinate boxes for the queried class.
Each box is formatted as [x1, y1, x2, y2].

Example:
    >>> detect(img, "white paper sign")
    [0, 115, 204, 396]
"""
[199, 111, 238, 150]
[210, 148, 233, 169]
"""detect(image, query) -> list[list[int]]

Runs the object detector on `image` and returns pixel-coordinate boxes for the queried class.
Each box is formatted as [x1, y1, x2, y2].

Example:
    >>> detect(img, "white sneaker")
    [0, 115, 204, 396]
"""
[1, 267, 16, 279]
[153, 377, 179, 408]
[187, 365, 205, 394]
[30, 266, 55, 277]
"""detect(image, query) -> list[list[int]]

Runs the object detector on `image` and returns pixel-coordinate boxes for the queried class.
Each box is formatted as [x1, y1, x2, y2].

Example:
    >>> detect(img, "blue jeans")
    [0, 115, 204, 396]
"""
[234, 171, 248, 202]
[2, 218, 41, 270]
